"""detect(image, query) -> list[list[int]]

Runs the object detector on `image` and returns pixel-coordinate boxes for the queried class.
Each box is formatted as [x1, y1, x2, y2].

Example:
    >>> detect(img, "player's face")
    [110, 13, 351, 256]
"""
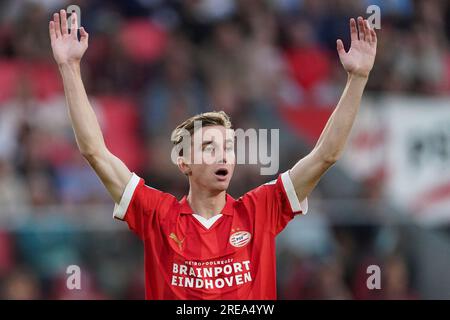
[188, 125, 235, 193]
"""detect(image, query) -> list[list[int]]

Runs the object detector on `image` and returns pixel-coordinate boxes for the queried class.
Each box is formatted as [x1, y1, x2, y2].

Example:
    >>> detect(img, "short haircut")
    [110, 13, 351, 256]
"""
[171, 111, 232, 156]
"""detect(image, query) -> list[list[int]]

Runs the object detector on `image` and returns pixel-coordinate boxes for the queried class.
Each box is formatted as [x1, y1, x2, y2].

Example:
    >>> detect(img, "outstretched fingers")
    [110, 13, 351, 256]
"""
[357, 17, 365, 41]
[53, 13, 61, 38]
[49, 21, 56, 42]
[336, 39, 346, 56]
[70, 11, 78, 39]
[350, 18, 358, 42]
[370, 27, 377, 45]
[363, 20, 377, 46]
[363, 20, 370, 42]
[80, 27, 89, 45]
[50, 9, 88, 47]
[60, 9, 68, 36]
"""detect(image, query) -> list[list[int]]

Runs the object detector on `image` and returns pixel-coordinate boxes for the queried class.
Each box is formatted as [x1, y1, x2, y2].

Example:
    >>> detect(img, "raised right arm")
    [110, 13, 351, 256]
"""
[49, 9, 131, 204]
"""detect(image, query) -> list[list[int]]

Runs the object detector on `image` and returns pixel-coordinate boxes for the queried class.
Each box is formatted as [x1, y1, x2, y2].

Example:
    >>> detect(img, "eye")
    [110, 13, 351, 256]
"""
[203, 145, 214, 153]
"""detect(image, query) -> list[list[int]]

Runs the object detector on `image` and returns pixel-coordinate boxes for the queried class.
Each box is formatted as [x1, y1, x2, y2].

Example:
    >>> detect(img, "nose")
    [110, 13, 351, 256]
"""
[217, 156, 227, 164]
[216, 147, 228, 164]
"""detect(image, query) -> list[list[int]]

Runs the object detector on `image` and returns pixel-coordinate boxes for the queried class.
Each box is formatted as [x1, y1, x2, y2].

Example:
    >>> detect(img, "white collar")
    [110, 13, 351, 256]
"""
[192, 214, 223, 229]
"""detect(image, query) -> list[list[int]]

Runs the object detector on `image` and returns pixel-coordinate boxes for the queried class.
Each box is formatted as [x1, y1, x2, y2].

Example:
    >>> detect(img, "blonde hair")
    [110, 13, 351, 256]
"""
[171, 111, 232, 156]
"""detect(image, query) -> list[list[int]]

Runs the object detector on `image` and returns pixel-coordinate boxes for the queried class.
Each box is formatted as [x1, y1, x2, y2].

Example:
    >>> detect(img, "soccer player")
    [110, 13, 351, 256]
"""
[49, 10, 377, 299]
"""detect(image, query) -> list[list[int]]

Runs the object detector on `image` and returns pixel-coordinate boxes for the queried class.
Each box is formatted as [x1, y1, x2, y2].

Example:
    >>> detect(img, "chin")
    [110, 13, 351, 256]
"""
[212, 180, 230, 192]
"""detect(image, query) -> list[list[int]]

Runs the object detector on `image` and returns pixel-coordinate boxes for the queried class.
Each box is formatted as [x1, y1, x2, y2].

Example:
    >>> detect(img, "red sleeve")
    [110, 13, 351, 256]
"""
[113, 173, 168, 240]
[241, 171, 308, 235]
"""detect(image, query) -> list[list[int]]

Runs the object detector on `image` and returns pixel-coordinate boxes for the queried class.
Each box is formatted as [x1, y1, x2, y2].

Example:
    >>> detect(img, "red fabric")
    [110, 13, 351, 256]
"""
[0, 60, 62, 104]
[0, 231, 13, 276]
[27, 62, 63, 100]
[118, 174, 305, 299]
[96, 95, 146, 172]
[0, 60, 20, 104]
[280, 46, 334, 144]
[119, 19, 167, 63]
[279, 103, 333, 144]
[284, 47, 332, 90]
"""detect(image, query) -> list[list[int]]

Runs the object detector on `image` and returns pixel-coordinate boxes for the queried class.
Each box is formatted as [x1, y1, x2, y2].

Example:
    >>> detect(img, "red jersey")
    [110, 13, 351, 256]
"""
[113, 171, 308, 300]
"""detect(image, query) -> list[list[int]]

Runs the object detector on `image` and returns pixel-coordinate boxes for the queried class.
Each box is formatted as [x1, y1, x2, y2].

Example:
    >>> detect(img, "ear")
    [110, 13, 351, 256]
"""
[177, 156, 191, 176]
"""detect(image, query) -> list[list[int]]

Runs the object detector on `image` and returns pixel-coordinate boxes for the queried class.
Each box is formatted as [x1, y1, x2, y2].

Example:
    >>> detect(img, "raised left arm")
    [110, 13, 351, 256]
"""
[289, 17, 377, 202]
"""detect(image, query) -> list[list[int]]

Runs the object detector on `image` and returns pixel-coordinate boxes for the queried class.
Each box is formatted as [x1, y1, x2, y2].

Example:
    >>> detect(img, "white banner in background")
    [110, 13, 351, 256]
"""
[383, 97, 450, 223]
[341, 96, 450, 224]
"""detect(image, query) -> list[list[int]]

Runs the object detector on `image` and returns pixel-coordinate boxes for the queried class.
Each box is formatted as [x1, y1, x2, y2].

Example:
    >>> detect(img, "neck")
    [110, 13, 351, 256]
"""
[187, 186, 227, 219]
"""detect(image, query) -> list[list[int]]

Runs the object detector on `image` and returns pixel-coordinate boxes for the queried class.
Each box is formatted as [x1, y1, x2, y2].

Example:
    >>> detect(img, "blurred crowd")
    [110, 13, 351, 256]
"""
[1, 0, 449, 299]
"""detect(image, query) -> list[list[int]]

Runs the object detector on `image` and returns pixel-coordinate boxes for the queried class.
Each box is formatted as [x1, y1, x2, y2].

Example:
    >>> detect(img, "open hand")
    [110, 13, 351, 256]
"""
[49, 10, 88, 66]
[337, 17, 377, 78]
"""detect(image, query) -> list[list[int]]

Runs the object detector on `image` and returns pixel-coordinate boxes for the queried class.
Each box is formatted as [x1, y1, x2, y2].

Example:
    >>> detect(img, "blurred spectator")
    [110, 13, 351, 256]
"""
[1, 267, 42, 299]
[382, 255, 418, 300]
[0, 159, 30, 215]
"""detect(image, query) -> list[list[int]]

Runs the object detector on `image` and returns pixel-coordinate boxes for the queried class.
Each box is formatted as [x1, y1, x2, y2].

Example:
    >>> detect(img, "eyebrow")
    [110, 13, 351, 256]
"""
[201, 140, 213, 147]
[201, 139, 234, 147]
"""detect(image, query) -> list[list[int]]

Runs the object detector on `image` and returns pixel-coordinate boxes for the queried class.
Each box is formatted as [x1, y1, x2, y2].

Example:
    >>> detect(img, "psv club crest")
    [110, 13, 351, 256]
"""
[229, 231, 251, 248]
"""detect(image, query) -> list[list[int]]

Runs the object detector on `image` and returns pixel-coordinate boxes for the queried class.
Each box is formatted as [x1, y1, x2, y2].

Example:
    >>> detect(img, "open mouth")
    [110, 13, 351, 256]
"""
[215, 168, 229, 177]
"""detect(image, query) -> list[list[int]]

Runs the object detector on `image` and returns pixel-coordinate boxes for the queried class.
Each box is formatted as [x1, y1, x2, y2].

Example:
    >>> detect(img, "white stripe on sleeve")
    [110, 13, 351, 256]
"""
[280, 171, 308, 215]
[113, 173, 141, 220]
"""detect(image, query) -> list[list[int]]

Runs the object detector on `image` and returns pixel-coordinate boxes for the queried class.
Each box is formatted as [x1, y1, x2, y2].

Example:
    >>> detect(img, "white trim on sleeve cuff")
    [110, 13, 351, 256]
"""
[113, 172, 141, 220]
[280, 171, 308, 215]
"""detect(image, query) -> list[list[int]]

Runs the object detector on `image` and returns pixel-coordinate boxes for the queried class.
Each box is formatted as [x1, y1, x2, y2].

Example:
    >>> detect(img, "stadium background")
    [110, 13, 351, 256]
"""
[1, 0, 450, 299]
